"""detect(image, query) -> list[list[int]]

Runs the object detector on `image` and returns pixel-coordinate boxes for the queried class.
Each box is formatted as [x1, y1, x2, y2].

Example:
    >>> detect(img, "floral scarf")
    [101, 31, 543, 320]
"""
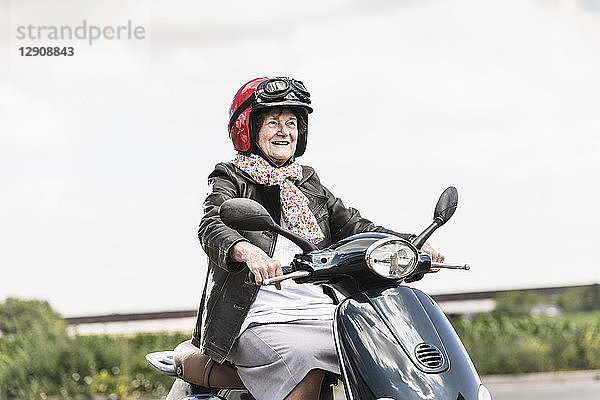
[233, 153, 325, 244]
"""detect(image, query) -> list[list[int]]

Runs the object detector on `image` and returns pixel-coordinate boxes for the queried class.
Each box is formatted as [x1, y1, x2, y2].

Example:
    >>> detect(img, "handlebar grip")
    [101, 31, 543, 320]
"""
[246, 265, 299, 286]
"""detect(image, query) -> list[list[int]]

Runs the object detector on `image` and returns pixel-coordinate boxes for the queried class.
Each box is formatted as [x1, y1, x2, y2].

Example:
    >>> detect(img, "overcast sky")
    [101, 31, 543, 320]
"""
[1, 0, 599, 317]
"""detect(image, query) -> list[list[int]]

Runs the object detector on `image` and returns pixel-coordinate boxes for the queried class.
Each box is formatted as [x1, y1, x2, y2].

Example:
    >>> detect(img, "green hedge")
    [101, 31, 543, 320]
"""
[0, 330, 189, 400]
[452, 312, 600, 375]
[3, 297, 600, 399]
[0, 298, 192, 400]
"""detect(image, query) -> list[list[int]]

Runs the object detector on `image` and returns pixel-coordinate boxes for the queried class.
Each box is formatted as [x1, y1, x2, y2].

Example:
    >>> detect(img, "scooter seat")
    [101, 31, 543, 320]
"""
[173, 340, 244, 389]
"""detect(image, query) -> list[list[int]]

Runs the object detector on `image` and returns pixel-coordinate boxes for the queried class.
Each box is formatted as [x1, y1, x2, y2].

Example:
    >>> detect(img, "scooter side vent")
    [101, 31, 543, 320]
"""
[414, 343, 444, 370]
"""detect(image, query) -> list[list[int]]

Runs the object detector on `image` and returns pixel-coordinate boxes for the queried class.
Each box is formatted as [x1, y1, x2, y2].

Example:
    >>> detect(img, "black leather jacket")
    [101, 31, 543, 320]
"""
[191, 162, 412, 363]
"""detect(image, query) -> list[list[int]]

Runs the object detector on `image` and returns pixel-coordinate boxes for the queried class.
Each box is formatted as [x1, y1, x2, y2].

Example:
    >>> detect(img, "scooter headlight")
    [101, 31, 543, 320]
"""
[365, 238, 418, 279]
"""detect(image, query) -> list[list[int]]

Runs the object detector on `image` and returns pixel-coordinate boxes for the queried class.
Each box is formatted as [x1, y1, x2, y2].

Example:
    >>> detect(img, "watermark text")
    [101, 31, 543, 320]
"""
[15, 19, 146, 46]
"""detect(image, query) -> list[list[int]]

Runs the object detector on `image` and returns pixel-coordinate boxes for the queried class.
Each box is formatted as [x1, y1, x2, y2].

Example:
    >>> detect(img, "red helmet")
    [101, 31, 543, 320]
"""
[228, 77, 313, 157]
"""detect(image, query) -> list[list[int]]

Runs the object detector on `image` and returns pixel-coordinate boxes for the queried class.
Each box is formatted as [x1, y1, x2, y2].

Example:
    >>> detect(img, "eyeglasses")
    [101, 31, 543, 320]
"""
[256, 77, 311, 103]
[263, 118, 298, 131]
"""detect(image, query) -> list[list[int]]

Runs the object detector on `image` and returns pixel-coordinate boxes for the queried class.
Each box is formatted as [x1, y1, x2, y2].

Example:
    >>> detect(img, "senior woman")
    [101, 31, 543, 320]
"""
[191, 77, 444, 400]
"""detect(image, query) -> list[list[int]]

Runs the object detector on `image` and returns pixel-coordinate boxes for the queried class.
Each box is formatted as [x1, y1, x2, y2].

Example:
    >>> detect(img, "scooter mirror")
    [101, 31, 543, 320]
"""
[219, 198, 277, 232]
[433, 186, 458, 226]
[219, 198, 318, 252]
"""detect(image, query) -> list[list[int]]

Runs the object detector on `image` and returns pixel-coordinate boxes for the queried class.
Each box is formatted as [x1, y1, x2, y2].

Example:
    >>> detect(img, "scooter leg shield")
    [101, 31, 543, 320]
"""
[333, 286, 481, 400]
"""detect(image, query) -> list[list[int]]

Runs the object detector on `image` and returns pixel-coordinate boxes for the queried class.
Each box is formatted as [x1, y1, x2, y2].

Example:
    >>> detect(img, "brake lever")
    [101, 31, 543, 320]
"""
[263, 270, 311, 286]
[405, 262, 470, 283]
[431, 262, 470, 270]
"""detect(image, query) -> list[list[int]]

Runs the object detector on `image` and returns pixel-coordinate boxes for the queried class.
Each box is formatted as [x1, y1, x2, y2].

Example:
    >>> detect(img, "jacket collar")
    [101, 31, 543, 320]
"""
[298, 165, 315, 185]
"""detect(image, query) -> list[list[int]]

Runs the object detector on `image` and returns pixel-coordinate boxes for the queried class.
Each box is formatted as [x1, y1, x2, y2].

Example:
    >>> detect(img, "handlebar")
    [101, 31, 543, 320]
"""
[261, 262, 468, 286]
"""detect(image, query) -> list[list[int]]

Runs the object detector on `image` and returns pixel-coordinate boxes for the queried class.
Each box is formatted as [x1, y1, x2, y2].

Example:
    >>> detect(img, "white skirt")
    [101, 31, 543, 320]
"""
[226, 319, 341, 400]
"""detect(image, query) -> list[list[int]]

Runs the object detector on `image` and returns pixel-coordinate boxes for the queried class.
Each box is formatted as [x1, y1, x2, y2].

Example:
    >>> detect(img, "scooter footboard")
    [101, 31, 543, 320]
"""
[333, 286, 481, 400]
[165, 379, 251, 400]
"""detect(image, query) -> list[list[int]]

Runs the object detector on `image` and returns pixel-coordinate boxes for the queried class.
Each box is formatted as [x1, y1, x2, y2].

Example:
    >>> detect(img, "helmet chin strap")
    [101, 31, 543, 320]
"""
[251, 145, 295, 168]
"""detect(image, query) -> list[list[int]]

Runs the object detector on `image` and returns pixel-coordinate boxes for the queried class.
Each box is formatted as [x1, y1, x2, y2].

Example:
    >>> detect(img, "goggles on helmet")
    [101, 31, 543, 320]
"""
[255, 77, 311, 105]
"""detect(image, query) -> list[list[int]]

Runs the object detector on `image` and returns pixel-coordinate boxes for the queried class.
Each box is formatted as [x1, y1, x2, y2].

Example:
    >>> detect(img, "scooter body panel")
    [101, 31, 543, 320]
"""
[334, 286, 480, 400]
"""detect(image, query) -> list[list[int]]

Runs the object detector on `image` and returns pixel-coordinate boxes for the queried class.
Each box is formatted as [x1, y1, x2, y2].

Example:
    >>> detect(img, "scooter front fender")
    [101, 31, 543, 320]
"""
[333, 285, 481, 400]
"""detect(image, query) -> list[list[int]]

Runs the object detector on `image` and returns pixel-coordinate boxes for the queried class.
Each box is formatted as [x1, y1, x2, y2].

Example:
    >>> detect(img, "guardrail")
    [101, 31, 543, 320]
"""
[65, 284, 595, 327]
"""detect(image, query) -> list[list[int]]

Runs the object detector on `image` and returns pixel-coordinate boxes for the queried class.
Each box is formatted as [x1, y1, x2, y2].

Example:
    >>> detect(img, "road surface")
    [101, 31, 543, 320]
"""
[332, 370, 600, 399]
[484, 370, 600, 400]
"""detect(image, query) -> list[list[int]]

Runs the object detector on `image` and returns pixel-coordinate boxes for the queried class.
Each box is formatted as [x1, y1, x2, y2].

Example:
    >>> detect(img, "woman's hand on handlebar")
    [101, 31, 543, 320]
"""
[421, 243, 444, 273]
[229, 241, 283, 290]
